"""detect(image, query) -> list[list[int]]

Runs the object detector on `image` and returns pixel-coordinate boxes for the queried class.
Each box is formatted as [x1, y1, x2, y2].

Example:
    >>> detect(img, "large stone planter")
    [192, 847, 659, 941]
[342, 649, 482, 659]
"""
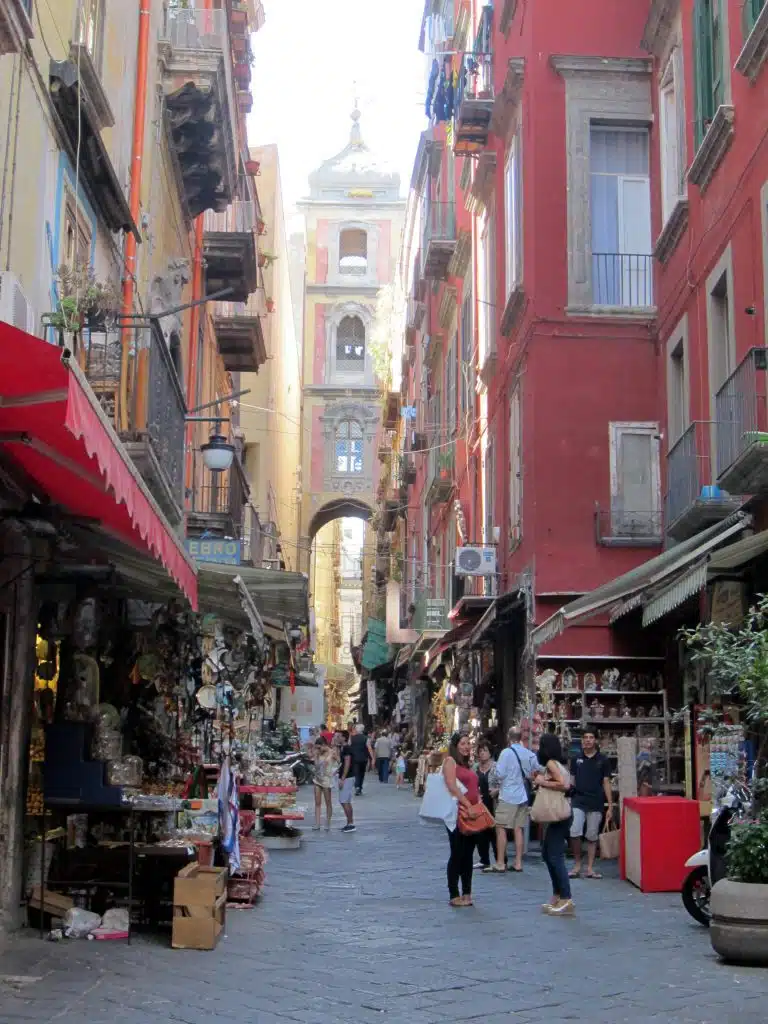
[711, 879, 768, 965]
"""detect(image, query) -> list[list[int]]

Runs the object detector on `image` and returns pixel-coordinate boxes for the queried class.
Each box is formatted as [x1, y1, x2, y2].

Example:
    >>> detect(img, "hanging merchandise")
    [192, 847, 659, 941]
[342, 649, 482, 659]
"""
[218, 756, 240, 874]
[425, 58, 439, 117]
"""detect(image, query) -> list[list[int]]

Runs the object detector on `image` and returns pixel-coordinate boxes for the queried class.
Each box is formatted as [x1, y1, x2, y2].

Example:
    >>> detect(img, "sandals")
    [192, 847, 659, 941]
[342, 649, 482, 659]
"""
[448, 896, 474, 907]
[568, 868, 581, 878]
[585, 871, 603, 879]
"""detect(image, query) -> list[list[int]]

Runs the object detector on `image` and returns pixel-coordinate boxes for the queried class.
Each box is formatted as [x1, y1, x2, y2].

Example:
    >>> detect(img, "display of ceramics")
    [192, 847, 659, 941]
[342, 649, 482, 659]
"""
[583, 672, 597, 691]
[561, 667, 578, 690]
[196, 684, 217, 710]
[649, 705, 661, 719]
[619, 697, 631, 718]
[608, 705, 619, 718]
[601, 667, 620, 689]
[634, 706, 646, 719]
[620, 672, 637, 692]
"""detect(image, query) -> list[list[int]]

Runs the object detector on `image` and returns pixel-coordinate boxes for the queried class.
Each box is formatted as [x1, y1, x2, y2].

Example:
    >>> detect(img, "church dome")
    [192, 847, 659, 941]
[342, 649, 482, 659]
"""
[307, 108, 401, 201]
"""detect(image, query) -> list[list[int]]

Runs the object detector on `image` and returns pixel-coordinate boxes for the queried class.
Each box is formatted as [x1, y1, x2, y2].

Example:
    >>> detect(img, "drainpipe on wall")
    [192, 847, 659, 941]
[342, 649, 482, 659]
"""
[120, 1, 152, 432]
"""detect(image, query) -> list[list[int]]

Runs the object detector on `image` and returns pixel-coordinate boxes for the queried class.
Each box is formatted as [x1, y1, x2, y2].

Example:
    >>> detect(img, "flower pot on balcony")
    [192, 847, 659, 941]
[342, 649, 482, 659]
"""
[265, 298, 275, 313]
[711, 879, 768, 965]
[258, 251, 277, 269]
[256, 218, 267, 235]
[245, 159, 261, 176]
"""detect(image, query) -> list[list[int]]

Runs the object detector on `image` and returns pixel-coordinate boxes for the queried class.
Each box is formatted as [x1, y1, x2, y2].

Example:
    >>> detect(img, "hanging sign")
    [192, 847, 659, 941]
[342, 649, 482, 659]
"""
[367, 679, 378, 716]
[186, 538, 241, 565]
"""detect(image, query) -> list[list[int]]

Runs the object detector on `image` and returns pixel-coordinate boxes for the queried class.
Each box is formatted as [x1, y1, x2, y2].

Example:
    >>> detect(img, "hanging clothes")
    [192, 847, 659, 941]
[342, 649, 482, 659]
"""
[445, 67, 456, 121]
[218, 756, 240, 874]
[425, 59, 439, 118]
[434, 65, 448, 122]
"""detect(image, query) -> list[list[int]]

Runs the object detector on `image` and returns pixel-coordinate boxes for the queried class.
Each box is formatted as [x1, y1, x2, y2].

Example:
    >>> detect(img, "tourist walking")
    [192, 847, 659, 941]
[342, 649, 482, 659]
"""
[475, 740, 501, 871]
[312, 736, 336, 831]
[350, 723, 373, 795]
[338, 729, 356, 832]
[442, 732, 483, 907]
[569, 729, 613, 879]
[374, 729, 393, 783]
[394, 749, 407, 789]
[535, 732, 575, 916]
[492, 725, 539, 872]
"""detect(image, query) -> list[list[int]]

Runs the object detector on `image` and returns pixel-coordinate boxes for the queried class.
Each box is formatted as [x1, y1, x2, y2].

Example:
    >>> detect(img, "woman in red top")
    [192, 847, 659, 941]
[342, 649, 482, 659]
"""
[443, 731, 483, 907]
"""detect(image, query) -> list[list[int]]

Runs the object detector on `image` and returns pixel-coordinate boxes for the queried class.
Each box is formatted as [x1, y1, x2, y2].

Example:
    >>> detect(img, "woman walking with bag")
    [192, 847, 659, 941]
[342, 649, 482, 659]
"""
[532, 733, 575, 916]
[443, 732, 489, 907]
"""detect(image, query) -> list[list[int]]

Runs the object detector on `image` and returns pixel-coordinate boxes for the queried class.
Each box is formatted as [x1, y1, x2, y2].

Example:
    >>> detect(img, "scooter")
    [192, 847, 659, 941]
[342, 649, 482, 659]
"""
[259, 750, 315, 786]
[681, 782, 751, 926]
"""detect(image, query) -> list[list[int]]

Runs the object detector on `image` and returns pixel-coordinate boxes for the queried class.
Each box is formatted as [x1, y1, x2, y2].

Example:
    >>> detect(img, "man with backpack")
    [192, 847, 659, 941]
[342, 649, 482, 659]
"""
[492, 725, 539, 873]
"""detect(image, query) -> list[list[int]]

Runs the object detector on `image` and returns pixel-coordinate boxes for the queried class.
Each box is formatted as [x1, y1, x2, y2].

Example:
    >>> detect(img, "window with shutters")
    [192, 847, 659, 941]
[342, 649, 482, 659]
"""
[339, 229, 368, 275]
[504, 132, 522, 298]
[478, 208, 496, 371]
[76, 0, 105, 71]
[446, 331, 457, 437]
[659, 48, 687, 223]
[459, 291, 474, 424]
[63, 186, 93, 269]
[744, 0, 766, 35]
[693, 0, 727, 149]
[483, 442, 496, 596]
[509, 386, 522, 543]
[609, 423, 661, 538]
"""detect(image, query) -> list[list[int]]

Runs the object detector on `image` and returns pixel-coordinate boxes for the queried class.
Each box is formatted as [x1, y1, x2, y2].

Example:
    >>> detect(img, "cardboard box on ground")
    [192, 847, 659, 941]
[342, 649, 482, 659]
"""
[172, 864, 228, 951]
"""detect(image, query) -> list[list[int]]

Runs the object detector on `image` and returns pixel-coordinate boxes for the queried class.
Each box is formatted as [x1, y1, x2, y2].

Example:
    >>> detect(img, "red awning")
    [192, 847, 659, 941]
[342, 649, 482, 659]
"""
[0, 323, 197, 608]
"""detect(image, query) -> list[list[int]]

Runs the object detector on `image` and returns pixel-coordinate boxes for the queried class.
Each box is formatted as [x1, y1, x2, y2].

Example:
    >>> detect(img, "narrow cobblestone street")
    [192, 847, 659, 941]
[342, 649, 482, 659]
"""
[1, 784, 766, 1024]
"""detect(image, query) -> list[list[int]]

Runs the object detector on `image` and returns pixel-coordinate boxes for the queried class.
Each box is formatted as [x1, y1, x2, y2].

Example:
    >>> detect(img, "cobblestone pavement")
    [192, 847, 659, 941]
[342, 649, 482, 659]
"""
[1, 782, 767, 1023]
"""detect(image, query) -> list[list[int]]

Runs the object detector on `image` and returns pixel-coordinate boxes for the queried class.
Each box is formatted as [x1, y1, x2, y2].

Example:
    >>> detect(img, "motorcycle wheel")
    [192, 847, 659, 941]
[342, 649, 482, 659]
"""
[293, 762, 309, 786]
[681, 866, 711, 926]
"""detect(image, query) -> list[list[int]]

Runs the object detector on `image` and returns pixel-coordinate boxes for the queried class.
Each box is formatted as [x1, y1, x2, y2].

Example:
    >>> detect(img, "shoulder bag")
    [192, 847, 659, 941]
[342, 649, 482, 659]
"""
[511, 746, 535, 807]
[530, 765, 572, 824]
[457, 801, 495, 835]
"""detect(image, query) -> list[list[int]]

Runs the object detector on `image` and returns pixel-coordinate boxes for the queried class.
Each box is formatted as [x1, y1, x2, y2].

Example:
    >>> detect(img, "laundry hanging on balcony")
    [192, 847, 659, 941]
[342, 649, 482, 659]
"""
[426, 59, 456, 124]
[0, 322, 197, 608]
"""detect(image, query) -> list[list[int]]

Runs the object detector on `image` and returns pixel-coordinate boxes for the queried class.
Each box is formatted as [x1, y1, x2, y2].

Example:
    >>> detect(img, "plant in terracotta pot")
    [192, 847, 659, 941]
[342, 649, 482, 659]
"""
[258, 250, 278, 269]
[44, 264, 120, 345]
[681, 594, 768, 964]
[265, 297, 275, 313]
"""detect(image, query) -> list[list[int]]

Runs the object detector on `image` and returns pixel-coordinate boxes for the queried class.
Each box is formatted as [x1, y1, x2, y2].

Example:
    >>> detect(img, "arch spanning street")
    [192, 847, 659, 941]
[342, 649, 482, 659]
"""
[307, 499, 373, 542]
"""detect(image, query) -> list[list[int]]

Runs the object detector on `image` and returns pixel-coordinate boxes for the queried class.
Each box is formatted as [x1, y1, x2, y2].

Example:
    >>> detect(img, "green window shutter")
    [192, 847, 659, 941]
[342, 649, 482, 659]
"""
[711, 0, 724, 111]
[692, 1, 709, 149]
[747, 0, 766, 33]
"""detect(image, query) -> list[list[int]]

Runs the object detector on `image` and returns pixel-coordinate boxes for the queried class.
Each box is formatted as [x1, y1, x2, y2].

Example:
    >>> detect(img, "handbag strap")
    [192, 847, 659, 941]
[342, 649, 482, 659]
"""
[510, 745, 530, 780]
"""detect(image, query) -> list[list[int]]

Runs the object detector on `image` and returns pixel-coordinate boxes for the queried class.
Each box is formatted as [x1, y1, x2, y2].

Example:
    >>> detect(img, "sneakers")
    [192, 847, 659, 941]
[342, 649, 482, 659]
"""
[311, 825, 321, 831]
[341, 823, 356, 833]
[545, 899, 575, 916]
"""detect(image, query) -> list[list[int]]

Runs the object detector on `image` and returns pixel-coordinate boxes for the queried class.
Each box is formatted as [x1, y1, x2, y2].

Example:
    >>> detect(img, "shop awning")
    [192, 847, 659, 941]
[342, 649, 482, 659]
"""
[361, 617, 391, 671]
[197, 563, 309, 630]
[708, 528, 768, 572]
[531, 512, 749, 647]
[464, 589, 526, 649]
[425, 620, 475, 668]
[0, 325, 197, 606]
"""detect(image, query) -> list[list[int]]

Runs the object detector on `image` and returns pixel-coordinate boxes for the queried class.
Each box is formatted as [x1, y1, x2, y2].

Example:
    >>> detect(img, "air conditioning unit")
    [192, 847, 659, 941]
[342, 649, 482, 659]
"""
[455, 546, 497, 576]
[0, 272, 35, 334]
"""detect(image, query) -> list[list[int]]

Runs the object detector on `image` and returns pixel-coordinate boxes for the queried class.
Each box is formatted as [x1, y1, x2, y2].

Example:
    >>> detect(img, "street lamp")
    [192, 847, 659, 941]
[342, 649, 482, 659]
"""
[187, 387, 251, 474]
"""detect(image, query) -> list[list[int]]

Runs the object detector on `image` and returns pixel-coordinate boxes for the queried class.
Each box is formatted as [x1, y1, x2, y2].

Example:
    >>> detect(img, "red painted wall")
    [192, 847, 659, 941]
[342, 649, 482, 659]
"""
[313, 304, 326, 384]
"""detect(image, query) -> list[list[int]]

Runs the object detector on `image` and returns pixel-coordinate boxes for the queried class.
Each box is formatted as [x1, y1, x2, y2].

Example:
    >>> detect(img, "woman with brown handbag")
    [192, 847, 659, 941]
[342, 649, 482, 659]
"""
[533, 733, 575, 917]
[443, 732, 488, 907]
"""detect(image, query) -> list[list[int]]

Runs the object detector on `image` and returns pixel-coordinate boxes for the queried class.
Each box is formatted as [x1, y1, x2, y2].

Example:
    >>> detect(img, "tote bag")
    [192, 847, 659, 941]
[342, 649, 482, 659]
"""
[598, 821, 621, 860]
[530, 765, 571, 824]
[419, 769, 467, 832]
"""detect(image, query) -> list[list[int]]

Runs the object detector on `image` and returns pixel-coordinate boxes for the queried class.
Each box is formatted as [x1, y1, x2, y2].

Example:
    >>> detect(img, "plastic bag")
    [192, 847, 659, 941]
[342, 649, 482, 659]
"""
[63, 907, 101, 938]
[93, 907, 129, 934]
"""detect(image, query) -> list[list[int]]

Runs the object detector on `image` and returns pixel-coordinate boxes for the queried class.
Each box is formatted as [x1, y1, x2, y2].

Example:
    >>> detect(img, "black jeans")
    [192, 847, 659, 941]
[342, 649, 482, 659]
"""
[446, 826, 476, 899]
[475, 826, 498, 867]
[541, 817, 573, 901]
[353, 762, 367, 792]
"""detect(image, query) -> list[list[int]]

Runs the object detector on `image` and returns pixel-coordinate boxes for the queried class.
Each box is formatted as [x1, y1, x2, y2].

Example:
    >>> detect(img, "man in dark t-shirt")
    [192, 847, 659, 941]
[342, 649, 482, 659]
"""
[569, 730, 614, 878]
[338, 730, 356, 832]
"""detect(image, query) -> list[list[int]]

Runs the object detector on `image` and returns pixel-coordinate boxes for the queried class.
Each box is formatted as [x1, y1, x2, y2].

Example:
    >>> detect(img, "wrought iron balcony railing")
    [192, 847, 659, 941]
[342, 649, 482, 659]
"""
[592, 253, 653, 308]
[666, 421, 742, 540]
[164, 4, 226, 52]
[454, 5, 494, 155]
[715, 346, 768, 493]
[422, 201, 457, 280]
[203, 200, 260, 235]
[595, 503, 662, 547]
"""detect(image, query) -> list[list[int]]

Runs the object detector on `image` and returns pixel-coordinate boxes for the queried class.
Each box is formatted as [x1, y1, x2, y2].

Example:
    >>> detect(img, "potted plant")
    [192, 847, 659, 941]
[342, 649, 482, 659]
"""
[265, 297, 275, 313]
[258, 250, 278, 269]
[245, 159, 260, 176]
[682, 594, 768, 964]
[43, 264, 120, 345]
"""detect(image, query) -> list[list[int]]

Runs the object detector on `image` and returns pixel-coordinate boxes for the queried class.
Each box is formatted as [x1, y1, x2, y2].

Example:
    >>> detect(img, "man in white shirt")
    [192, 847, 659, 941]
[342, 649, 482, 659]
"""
[492, 726, 539, 872]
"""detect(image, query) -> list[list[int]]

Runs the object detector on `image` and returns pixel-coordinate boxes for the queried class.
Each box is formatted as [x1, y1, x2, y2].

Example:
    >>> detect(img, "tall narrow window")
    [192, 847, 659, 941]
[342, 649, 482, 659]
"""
[335, 420, 363, 474]
[709, 271, 732, 392]
[509, 386, 522, 541]
[335, 315, 366, 372]
[590, 126, 652, 307]
[339, 229, 367, 275]
[693, 0, 726, 148]
[659, 48, 687, 223]
[459, 291, 474, 422]
[77, 0, 104, 69]
[668, 340, 687, 444]
[504, 133, 522, 297]
[477, 209, 495, 367]
[446, 332, 457, 436]
[610, 423, 661, 538]
[744, 0, 766, 34]
[483, 442, 496, 595]
[63, 187, 92, 268]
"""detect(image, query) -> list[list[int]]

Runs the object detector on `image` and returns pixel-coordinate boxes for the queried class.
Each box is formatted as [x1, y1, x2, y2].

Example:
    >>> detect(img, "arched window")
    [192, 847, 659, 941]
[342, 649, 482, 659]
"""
[339, 229, 368, 274]
[336, 315, 366, 372]
[335, 420, 363, 474]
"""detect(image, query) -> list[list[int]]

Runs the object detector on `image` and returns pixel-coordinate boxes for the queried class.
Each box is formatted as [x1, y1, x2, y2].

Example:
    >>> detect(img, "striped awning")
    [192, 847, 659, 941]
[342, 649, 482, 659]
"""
[641, 562, 709, 627]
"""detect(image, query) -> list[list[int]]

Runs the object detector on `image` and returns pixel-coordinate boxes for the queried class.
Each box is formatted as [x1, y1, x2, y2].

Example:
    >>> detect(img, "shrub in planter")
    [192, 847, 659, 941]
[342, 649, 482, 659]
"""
[711, 818, 768, 964]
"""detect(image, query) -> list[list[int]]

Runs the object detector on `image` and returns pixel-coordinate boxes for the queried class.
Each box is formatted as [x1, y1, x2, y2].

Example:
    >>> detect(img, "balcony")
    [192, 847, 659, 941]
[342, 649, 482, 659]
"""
[666, 421, 742, 541]
[592, 253, 653, 308]
[716, 347, 768, 494]
[203, 202, 259, 303]
[160, 5, 238, 218]
[427, 438, 454, 505]
[595, 503, 662, 547]
[212, 299, 266, 373]
[0, 0, 33, 55]
[81, 320, 187, 526]
[422, 202, 457, 280]
[187, 452, 249, 542]
[454, 6, 494, 156]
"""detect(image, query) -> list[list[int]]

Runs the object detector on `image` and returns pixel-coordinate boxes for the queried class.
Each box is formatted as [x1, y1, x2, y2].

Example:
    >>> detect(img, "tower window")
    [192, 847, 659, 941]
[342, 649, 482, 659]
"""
[335, 420, 363, 474]
[339, 229, 368, 275]
[336, 315, 366, 372]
